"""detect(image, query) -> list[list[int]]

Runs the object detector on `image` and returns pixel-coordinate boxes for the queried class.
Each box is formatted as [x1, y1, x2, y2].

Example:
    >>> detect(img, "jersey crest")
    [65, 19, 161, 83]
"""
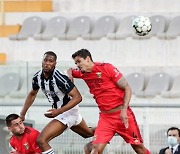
[96, 72, 102, 78]
[23, 143, 29, 150]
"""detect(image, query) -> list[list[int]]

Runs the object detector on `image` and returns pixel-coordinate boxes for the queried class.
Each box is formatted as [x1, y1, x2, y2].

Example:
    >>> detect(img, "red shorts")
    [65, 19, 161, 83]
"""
[92, 107, 143, 145]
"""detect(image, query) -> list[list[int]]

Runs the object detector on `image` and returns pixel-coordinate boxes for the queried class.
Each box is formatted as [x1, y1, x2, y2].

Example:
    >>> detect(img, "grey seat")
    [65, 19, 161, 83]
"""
[161, 75, 180, 98]
[34, 16, 67, 40]
[158, 16, 180, 39]
[83, 15, 116, 40]
[126, 73, 145, 94]
[9, 16, 43, 40]
[0, 73, 20, 97]
[136, 73, 170, 98]
[64, 16, 91, 40]
[107, 15, 137, 40]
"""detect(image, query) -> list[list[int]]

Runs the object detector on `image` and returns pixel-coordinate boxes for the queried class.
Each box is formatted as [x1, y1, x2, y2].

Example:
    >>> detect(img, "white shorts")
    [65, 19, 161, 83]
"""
[54, 107, 82, 128]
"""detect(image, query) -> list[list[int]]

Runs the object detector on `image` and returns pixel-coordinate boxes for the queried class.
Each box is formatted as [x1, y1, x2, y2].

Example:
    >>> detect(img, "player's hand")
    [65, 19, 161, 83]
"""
[19, 114, 25, 121]
[120, 109, 129, 128]
[44, 109, 60, 118]
[67, 68, 74, 82]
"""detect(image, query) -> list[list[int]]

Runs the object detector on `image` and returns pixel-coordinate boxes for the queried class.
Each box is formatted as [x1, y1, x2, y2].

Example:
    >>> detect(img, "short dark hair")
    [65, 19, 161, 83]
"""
[167, 127, 180, 137]
[5, 114, 20, 127]
[72, 49, 93, 61]
[44, 51, 57, 61]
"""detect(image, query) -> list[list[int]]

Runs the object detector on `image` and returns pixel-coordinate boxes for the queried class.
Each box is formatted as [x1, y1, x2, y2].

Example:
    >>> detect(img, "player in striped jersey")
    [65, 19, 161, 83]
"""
[20, 51, 94, 154]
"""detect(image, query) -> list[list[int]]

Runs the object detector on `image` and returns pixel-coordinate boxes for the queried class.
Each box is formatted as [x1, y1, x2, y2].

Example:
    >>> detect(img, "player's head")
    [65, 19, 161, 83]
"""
[72, 49, 94, 73]
[42, 51, 57, 74]
[167, 127, 180, 146]
[6, 114, 25, 136]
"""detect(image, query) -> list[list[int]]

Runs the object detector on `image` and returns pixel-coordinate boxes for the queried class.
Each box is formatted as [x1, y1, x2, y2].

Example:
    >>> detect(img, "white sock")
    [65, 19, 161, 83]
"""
[42, 148, 55, 154]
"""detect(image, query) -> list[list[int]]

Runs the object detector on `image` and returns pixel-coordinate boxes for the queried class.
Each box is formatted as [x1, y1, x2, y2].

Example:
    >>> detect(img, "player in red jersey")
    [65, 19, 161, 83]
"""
[67, 49, 151, 154]
[5, 113, 41, 154]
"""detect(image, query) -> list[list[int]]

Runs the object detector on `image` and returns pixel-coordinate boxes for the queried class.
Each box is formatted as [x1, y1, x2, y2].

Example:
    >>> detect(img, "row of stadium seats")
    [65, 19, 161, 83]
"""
[0, 71, 180, 99]
[8, 14, 180, 40]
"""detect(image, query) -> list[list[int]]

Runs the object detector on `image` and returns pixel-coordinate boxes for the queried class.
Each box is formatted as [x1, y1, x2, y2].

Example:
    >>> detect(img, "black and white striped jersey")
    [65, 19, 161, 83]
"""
[32, 68, 76, 109]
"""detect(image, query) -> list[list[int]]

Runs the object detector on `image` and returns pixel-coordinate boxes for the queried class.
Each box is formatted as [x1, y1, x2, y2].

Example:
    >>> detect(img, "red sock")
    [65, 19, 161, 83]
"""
[145, 149, 151, 154]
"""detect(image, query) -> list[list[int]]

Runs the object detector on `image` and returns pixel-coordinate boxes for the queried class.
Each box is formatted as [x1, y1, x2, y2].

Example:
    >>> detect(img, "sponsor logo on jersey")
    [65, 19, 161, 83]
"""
[24, 143, 29, 150]
[96, 72, 102, 78]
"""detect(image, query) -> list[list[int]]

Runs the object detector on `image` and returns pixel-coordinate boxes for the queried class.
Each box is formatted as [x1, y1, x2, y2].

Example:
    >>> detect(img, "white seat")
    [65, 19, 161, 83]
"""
[126, 73, 145, 94]
[34, 16, 67, 40]
[83, 15, 116, 40]
[136, 73, 170, 98]
[161, 75, 180, 98]
[65, 16, 91, 40]
[9, 16, 43, 40]
[107, 15, 137, 40]
[158, 16, 180, 39]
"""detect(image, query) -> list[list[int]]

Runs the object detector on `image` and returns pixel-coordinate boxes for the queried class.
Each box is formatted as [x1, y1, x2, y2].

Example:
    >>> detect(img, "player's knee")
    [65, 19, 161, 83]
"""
[36, 135, 46, 147]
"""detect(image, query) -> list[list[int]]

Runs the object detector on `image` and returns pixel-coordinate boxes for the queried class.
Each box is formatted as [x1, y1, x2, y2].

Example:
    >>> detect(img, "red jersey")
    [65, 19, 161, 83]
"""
[72, 62, 125, 111]
[10, 126, 41, 154]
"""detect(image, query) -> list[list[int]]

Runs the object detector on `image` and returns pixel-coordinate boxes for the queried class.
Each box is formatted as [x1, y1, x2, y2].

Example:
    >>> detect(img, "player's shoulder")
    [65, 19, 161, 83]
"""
[24, 126, 40, 135]
[95, 62, 113, 67]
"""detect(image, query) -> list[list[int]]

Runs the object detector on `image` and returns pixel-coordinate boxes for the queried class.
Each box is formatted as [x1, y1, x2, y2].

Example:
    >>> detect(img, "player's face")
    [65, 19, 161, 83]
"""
[74, 56, 91, 73]
[42, 54, 56, 73]
[9, 117, 25, 136]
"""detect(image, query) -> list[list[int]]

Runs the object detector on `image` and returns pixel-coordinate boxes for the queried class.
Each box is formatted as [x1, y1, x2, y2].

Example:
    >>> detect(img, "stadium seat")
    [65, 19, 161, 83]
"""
[9, 16, 43, 40]
[161, 74, 180, 98]
[107, 15, 137, 40]
[83, 15, 116, 40]
[34, 16, 67, 40]
[0, 73, 20, 97]
[63, 16, 91, 40]
[157, 16, 180, 39]
[126, 73, 145, 95]
[136, 73, 170, 98]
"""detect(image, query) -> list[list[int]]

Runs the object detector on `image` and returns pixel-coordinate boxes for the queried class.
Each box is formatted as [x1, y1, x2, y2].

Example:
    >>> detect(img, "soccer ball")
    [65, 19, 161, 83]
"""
[132, 16, 152, 36]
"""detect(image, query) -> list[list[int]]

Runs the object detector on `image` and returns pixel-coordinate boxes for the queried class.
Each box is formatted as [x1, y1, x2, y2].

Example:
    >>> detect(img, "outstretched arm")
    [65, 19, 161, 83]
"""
[20, 89, 38, 121]
[116, 76, 132, 128]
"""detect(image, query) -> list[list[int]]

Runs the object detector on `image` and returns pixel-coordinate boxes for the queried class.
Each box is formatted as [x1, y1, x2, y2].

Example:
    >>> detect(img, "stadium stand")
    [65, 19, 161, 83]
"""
[136, 72, 170, 98]
[34, 16, 67, 40]
[9, 16, 43, 40]
[161, 74, 180, 98]
[83, 15, 117, 40]
[0, 73, 20, 97]
[157, 15, 180, 39]
[64, 16, 91, 40]
[126, 72, 145, 94]
[107, 15, 137, 39]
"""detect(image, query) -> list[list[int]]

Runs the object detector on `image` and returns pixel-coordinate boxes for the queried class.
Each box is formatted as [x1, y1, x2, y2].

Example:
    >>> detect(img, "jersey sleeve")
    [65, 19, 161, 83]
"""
[32, 76, 40, 90]
[72, 68, 83, 78]
[29, 128, 41, 153]
[55, 70, 75, 94]
[106, 63, 122, 83]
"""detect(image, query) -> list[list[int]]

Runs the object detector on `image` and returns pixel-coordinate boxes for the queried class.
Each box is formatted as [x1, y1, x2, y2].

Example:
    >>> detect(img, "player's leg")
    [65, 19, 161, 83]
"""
[37, 119, 67, 153]
[116, 107, 150, 154]
[84, 141, 93, 154]
[131, 144, 151, 154]
[70, 118, 94, 138]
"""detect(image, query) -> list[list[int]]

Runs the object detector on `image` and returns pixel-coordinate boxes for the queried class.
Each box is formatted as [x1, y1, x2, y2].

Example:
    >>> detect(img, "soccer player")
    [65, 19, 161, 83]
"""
[20, 51, 94, 154]
[67, 49, 151, 154]
[5, 113, 41, 154]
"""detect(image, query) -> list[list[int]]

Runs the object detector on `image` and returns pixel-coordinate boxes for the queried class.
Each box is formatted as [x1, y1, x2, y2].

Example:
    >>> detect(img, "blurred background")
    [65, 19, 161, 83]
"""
[0, 0, 180, 153]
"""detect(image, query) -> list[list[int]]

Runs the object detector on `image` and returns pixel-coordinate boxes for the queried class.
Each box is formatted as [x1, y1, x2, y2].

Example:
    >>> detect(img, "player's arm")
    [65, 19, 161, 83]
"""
[116, 76, 132, 128]
[116, 76, 132, 110]
[45, 86, 82, 118]
[20, 89, 38, 121]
